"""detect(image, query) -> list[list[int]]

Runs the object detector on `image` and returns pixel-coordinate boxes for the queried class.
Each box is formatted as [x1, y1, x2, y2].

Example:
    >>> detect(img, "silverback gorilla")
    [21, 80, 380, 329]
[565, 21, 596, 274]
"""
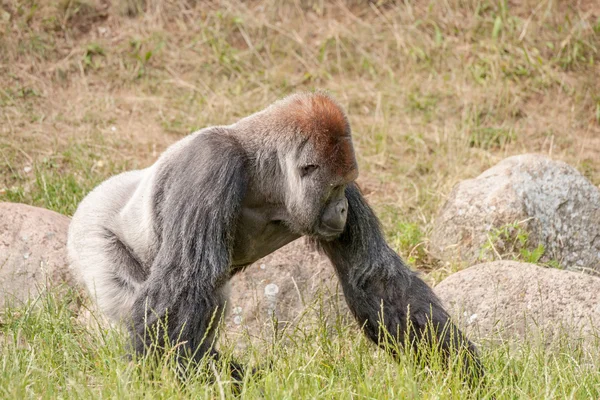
[68, 92, 480, 379]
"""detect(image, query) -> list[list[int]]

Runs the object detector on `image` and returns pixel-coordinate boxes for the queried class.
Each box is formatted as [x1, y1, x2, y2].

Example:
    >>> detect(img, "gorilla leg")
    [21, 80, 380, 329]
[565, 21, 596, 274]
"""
[68, 227, 147, 322]
[130, 280, 247, 379]
[317, 184, 483, 379]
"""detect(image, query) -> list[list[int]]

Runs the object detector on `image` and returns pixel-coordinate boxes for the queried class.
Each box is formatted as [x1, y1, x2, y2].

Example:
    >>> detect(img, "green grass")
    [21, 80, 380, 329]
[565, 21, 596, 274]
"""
[1, 289, 599, 399]
[479, 220, 565, 269]
[0, 141, 129, 215]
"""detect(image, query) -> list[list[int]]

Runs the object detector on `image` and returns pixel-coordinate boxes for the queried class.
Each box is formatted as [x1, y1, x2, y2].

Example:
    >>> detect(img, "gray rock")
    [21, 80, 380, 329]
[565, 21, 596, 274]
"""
[435, 261, 600, 344]
[0, 202, 73, 308]
[429, 154, 600, 272]
[223, 239, 346, 348]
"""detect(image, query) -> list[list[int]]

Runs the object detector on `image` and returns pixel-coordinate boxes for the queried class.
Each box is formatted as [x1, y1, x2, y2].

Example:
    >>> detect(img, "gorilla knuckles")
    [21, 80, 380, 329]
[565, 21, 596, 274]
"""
[67, 92, 482, 381]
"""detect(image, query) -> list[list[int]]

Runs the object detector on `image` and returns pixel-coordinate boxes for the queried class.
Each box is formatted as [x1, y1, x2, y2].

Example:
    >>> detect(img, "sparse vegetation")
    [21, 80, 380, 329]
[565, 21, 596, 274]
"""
[480, 220, 567, 268]
[1, 0, 599, 398]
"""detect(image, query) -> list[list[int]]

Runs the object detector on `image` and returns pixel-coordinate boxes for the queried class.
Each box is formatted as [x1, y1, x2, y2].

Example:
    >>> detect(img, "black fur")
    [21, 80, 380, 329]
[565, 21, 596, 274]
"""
[317, 184, 482, 378]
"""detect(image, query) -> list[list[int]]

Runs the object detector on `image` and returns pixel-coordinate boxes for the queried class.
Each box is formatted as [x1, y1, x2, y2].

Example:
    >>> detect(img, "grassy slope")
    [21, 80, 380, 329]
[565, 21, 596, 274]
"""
[1, 0, 599, 398]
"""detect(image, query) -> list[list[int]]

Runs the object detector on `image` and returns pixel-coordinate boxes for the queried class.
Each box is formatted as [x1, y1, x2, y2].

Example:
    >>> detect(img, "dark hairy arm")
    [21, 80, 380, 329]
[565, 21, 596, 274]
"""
[130, 131, 247, 366]
[317, 184, 483, 378]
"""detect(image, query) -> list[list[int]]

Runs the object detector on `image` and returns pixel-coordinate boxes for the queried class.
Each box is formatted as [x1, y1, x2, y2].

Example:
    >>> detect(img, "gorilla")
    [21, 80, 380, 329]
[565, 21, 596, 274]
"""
[68, 92, 481, 379]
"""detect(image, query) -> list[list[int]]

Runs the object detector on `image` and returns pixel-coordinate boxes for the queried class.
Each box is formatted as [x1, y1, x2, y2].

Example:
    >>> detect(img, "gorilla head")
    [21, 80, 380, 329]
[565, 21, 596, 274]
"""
[277, 94, 359, 239]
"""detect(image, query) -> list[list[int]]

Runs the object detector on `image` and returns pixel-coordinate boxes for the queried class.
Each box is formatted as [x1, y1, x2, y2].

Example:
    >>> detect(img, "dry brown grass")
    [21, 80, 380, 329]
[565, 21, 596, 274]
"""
[1, 0, 599, 271]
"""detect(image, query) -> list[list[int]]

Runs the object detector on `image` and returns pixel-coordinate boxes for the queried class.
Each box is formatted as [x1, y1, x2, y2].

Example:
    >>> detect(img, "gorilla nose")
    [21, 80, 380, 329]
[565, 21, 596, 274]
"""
[321, 198, 348, 233]
[336, 201, 347, 217]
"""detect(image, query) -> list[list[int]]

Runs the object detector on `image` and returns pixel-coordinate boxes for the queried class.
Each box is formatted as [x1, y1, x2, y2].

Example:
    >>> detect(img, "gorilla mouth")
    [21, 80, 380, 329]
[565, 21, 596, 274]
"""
[321, 222, 344, 232]
[316, 227, 344, 241]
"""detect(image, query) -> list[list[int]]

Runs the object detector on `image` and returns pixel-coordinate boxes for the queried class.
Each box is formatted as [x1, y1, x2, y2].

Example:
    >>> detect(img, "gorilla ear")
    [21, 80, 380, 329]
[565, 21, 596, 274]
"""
[300, 164, 319, 177]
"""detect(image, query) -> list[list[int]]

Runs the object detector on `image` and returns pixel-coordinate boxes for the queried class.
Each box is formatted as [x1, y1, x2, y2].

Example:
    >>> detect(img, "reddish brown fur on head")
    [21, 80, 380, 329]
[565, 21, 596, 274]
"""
[283, 93, 358, 178]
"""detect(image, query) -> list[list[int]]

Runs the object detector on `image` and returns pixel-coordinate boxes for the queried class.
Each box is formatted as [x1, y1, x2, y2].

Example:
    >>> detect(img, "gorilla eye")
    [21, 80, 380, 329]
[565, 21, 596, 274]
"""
[300, 164, 319, 177]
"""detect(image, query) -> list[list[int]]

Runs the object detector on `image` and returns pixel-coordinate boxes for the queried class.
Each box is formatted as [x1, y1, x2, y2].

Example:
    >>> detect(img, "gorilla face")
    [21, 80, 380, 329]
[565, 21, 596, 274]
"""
[316, 183, 348, 238]
[284, 141, 358, 239]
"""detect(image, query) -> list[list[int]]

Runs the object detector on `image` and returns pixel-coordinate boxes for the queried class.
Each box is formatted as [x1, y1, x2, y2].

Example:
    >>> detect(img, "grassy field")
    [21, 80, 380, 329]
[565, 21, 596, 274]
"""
[1, 0, 600, 398]
[1, 288, 599, 399]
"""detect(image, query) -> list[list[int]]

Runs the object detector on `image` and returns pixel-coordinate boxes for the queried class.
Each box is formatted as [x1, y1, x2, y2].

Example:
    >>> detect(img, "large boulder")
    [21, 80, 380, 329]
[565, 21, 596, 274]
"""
[429, 154, 600, 272]
[435, 261, 600, 344]
[0, 202, 73, 308]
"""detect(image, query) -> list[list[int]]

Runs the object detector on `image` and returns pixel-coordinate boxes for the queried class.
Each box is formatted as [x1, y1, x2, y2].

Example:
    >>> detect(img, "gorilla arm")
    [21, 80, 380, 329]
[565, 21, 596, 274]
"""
[317, 184, 482, 377]
[130, 131, 247, 364]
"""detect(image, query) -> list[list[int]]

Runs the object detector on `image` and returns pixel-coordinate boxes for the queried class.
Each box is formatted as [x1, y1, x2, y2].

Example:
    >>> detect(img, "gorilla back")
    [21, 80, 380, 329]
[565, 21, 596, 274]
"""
[68, 92, 482, 379]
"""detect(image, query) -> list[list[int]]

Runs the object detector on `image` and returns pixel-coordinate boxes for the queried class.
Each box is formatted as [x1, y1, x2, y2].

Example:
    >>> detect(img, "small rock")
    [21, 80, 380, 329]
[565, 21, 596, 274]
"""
[264, 283, 280, 317]
[264, 283, 280, 297]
